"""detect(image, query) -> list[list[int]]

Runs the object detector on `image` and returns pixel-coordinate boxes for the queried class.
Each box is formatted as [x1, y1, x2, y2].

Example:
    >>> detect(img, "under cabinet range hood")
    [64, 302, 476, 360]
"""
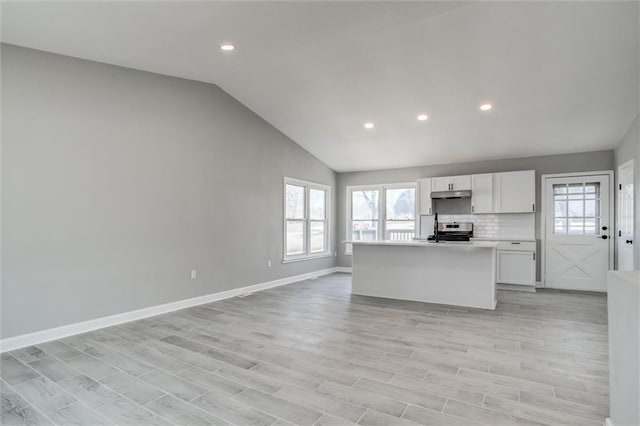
[430, 190, 472, 199]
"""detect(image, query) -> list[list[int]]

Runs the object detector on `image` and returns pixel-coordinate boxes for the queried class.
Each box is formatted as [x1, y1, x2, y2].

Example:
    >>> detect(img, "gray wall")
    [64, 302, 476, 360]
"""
[614, 113, 640, 269]
[1, 45, 337, 339]
[337, 150, 615, 280]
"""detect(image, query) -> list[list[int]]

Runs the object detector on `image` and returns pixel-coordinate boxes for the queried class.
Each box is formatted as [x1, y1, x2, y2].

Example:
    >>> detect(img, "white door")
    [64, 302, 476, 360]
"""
[544, 174, 612, 291]
[617, 160, 635, 270]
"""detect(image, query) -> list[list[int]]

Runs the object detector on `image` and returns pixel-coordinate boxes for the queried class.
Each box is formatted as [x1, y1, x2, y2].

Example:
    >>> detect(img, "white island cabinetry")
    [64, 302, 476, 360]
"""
[351, 240, 497, 310]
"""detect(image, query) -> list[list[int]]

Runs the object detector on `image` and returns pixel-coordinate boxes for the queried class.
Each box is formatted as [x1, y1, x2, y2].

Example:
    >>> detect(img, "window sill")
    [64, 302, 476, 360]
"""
[282, 253, 332, 264]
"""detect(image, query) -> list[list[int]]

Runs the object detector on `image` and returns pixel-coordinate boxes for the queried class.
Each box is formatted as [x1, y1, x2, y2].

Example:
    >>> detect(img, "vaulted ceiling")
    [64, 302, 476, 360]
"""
[2, 1, 639, 172]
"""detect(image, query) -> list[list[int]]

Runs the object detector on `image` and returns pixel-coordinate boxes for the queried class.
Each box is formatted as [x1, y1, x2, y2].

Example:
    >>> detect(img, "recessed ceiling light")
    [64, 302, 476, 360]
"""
[480, 103, 493, 111]
[220, 44, 235, 51]
[364, 122, 374, 129]
[417, 114, 428, 121]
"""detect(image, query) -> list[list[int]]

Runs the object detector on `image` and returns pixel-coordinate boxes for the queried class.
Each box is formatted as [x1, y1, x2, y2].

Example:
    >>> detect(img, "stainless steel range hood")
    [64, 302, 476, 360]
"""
[430, 190, 472, 199]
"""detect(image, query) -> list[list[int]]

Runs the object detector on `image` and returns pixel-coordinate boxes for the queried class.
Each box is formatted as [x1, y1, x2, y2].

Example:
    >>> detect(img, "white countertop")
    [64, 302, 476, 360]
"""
[607, 271, 640, 288]
[346, 240, 498, 248]
[470, 237, 536, 242]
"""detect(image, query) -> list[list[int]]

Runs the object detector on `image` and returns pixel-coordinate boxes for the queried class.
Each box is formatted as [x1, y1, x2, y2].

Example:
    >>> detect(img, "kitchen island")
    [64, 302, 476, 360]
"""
[349, 240, 498, 309]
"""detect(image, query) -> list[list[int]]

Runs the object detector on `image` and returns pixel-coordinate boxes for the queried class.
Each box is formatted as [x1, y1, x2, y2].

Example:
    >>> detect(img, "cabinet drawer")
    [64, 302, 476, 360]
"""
[497, 241, 536, 251]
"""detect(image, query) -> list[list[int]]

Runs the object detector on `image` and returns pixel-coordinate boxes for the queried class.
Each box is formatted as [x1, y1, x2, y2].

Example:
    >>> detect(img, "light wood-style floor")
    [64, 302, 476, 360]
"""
[1, 273, 609, 426]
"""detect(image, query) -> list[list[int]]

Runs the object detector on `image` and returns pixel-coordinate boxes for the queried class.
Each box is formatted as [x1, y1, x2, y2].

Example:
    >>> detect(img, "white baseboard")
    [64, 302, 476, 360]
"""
[334, 266, 352, 273]
[0, 267, 339, 353]
[497, 283, 536, 293]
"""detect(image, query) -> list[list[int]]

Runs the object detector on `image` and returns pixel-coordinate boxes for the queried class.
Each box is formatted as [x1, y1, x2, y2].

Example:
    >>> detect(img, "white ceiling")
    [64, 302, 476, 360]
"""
[2, 1, 639, 172]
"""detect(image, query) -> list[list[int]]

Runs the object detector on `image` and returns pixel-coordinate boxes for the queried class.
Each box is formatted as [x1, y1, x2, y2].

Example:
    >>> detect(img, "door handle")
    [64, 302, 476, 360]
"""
[626, 240, 633, 244]
[600, 235, 608, 240]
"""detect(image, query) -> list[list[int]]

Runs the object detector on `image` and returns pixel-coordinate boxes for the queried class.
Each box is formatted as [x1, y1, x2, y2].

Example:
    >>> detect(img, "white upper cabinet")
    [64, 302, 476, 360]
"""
[417, 170, 535, 215]
[471, 174, 493, 214]
[493, 170, 536, 213]
[431, 177, 451, 192]
[417, 178, 433, 215]
[431, 175, 471, 192]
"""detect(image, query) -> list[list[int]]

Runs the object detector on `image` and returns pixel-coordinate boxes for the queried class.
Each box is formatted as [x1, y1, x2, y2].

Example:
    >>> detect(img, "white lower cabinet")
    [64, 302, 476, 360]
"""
[496, 242, 536, 286]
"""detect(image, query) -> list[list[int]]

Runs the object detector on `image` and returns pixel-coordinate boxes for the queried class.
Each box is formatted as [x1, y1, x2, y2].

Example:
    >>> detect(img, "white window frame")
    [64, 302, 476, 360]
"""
[345, 182, 417, 255]
[283, 177, 331, 263]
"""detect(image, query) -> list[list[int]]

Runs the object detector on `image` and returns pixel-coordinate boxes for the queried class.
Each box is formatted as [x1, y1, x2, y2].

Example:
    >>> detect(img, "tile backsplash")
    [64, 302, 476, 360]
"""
[419, 213, 535, 240]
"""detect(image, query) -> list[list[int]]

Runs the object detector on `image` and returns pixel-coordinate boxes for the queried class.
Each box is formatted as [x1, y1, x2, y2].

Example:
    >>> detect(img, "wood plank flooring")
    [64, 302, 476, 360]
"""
[1, 273, 609, 425]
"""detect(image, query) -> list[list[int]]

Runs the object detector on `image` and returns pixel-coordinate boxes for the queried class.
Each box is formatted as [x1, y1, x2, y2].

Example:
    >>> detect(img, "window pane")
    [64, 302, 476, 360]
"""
[584, 218, 598, 235]
[585, 199, 599, 217]
[554, 201, 567, 217]
[352, 190, 379, 220]
[309, 189, 326, 220]
[552, 182, 601, 235]
[568, 200, 583, 217]
[351, 220, 379, 241]
[585, 183, 599, 194]
[286, 184, 305, 219]
[554, 218, 567, 234]
[386, 188, 416, 220]
[553, 184, 567, 194]
[310, 221, 326, 253]
[568, 218, 584, 234]
[385, 221, 415, 240]
[568, 183, 584, 194]
[286, 220, 305, 255]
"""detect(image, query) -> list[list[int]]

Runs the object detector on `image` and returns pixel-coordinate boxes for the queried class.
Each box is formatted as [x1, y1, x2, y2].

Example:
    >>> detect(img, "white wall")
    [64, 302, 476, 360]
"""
[1, 44, 337, 339]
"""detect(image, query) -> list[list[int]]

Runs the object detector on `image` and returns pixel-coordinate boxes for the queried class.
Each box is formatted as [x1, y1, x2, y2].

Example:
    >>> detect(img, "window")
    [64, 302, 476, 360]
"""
[284, 178, 330, 261]
[553, 182, 600, 235]
[346, 183, 416, 253]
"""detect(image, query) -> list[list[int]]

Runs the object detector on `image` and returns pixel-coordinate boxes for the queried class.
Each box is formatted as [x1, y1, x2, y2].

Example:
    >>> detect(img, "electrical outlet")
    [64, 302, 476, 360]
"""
[267, 260, 272, 268]
[190, 270, 197, 280]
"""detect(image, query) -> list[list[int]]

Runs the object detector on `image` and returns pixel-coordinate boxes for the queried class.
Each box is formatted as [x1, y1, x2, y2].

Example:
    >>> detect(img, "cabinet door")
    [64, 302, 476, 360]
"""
[451, 175, 472, 191]
[494, 170, 535, 213]
[471, 174, 493, 214]
[497, 250, 536, 286]
[418, 178, 433, 215]
[431, 177, 452, 192]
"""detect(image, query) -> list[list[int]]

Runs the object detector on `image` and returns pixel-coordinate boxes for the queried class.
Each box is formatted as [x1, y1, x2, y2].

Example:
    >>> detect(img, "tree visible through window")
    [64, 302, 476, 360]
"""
[347, 184, 416, 253]
[385, 188, 416, 241]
